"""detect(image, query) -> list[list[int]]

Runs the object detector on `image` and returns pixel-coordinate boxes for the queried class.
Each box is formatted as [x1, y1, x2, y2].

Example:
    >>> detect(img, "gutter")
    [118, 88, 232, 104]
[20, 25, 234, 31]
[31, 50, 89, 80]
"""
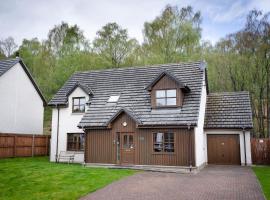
[242, 127, 247, 166]
[55, 105, 60, 163]
[188, 123, 192, 172]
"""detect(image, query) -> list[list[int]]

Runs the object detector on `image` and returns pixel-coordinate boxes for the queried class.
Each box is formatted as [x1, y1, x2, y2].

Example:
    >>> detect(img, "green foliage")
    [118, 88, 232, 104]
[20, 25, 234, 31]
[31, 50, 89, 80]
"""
[143, 5, 201, 63]
[0, 157, 136, 200]
[93, 22, 138, 67]
[253, 166, 270, 199]
[46, 22, 88, 56]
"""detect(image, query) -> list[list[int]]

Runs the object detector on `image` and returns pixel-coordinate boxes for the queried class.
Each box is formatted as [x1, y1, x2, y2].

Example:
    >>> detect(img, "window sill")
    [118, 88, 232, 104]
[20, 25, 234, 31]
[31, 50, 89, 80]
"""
[152, 152, 176, 155]
[66, 151, 84, 154]
[153, 106, 180, 109]
[71, 112, 85, 115]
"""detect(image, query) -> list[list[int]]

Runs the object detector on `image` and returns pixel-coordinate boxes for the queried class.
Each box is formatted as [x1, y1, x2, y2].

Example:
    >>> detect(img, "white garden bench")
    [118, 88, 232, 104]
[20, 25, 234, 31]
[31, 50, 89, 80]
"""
[57, 151, 75, 164]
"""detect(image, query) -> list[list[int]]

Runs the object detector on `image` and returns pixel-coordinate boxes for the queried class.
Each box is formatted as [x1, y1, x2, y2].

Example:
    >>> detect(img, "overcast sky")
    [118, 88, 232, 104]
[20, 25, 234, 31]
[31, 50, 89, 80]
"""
[0, 0, 269, 46]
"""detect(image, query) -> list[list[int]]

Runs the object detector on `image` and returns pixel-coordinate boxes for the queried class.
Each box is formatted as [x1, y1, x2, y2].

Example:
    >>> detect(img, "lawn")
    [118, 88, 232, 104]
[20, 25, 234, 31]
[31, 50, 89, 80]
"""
[0, 157, 136, 200]
[253, 166, 270, 200]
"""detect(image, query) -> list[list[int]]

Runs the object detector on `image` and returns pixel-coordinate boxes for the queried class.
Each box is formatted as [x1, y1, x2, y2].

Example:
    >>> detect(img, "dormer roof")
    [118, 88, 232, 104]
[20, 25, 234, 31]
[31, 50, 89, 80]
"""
[66, 82, 93, 97]
[145, 70, 190, 93]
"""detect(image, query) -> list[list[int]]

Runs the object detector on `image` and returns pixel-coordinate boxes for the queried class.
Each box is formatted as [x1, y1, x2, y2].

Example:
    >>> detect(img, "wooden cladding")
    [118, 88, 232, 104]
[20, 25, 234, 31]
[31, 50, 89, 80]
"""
[207, 134, 240, 165]
[85, 113, 195, 166]
[86, 129, 114, 163]
[251, 138, 270, 165]
[0, 133, 50, 158]
[150, 74, 184, 108]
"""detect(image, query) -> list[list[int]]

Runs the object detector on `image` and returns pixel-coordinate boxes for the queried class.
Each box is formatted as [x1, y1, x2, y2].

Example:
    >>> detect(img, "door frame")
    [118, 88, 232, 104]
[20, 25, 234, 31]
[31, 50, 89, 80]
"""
[205, 130, 251, 165]
[207, 134, 240, 165]
[117, 132, 136, 165]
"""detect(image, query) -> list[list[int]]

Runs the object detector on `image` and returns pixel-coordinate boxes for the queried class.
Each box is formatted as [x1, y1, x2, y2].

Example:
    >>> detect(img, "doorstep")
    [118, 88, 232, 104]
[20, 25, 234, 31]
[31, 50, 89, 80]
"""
[84, 163, 199, 174]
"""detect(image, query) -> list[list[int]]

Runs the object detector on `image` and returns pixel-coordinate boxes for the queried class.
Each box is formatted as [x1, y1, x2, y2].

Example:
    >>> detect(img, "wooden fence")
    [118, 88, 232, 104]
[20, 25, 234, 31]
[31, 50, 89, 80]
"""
[0, 133, 50, 158]
[251, 138, 270, 165]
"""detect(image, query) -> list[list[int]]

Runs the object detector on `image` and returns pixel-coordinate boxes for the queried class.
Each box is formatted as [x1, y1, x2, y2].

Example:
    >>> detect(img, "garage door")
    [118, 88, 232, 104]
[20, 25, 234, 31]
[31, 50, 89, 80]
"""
[207, 134, 240, 165]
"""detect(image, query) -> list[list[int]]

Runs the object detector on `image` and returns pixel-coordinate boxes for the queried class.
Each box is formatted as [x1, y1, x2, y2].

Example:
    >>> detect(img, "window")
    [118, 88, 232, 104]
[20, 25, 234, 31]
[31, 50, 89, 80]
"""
[107, 95, 120, 103]
[72, 97, 86, 113]
[156, 89, 176, 106]
[67, 133, 84, 151]
[153, 132, 174, 153]
[123, 134, 134, 149]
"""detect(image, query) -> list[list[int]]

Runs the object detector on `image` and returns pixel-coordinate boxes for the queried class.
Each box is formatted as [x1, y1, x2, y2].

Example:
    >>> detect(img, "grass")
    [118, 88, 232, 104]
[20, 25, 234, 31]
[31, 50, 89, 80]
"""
[253, 166, 270, 200]
[0, 157, 136, 200]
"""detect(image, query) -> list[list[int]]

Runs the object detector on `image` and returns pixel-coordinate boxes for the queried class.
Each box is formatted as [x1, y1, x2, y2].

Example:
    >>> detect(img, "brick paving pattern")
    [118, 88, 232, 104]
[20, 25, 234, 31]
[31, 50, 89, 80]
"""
[80, 165, 265, 200]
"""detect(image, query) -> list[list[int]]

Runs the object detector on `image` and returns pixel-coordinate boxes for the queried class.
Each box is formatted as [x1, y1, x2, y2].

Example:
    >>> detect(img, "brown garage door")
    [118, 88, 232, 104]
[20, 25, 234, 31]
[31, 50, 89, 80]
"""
[207, 134, 240, 165]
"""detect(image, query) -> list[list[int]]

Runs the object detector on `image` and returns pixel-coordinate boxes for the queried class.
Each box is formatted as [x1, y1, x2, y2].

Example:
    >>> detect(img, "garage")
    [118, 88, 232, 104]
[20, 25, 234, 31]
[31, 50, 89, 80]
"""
[207, 134, 241, 165]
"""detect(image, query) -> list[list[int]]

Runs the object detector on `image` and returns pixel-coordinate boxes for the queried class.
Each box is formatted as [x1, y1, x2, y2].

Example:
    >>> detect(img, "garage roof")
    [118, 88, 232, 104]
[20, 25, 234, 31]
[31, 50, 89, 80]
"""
[204, 91, 253, 129]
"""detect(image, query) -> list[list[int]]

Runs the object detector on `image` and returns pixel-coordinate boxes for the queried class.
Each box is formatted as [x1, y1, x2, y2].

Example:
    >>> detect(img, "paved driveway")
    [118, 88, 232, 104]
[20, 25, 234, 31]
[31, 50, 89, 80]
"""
[80, 165, 264, 200]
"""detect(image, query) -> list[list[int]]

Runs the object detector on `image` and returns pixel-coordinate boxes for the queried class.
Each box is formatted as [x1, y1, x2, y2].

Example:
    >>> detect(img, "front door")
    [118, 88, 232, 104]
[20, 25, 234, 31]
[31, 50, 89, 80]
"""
[120, 133, 135, 165]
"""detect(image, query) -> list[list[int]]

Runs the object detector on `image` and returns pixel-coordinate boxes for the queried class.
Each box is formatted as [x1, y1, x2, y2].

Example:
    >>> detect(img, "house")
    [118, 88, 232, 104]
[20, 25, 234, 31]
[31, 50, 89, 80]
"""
[0, 58, 46, 135]
[48, 61, 253, 169]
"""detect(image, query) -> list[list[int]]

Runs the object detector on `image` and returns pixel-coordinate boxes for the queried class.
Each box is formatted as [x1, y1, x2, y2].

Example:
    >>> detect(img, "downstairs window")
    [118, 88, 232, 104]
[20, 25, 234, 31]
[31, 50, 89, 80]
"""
[67, 133, 85, 151]
[153, 132, 174, 153]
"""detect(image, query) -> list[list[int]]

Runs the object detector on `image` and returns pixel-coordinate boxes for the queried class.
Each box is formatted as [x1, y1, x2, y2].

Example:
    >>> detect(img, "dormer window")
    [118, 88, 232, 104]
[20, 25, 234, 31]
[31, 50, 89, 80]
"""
[156, 89, 176, 106]
[72, 97, 86, 113]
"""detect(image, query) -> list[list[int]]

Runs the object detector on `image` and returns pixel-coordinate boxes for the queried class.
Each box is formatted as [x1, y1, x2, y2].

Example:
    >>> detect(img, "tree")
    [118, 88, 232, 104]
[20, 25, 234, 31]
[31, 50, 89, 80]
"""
[0, 37, 18, 57]
[46, 22, 87, 56]
[210, 9, 270, 137]
[93, 22, 138, 67]
[142, 5, 201, 63]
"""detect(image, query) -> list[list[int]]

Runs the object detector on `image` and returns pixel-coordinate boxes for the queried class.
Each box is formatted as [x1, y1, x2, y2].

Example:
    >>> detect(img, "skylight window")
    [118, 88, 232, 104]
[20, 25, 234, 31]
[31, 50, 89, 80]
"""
[107, 95, 120, 103]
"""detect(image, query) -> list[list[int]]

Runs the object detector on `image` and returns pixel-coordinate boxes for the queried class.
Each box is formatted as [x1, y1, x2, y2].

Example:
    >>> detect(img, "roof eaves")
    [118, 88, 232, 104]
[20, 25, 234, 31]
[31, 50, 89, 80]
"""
[18, 59, 47, 106]
[66, 82, 94, 97]
[104, 108, 142, 126]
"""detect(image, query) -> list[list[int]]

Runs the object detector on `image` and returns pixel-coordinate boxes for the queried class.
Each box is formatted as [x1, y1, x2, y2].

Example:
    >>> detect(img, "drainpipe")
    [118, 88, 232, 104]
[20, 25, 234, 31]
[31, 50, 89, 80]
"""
[242, 127, 247, 166]
[82, 126, 86, 166]
[55, 105, 60, 163]
[188, 123, 192, 172]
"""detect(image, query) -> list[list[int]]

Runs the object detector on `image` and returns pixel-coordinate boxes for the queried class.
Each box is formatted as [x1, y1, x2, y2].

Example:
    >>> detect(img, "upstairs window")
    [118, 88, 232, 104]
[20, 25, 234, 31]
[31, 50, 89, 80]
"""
[156, 89, 176, 106]
[67, 133, 84, 151]
[72, 97, 86, 113]
[153, 132, 174, 153]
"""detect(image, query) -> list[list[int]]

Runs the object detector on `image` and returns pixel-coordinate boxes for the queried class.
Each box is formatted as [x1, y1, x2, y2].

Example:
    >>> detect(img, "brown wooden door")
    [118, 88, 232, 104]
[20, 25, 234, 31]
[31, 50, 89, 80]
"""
[120, 133, 135, 165]
[207, 134, 240, 165]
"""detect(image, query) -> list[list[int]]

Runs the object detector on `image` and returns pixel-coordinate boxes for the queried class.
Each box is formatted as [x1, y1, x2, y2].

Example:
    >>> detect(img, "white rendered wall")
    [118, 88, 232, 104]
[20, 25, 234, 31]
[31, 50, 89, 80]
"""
[194, 71, 207, 167]
[50, 87, 88, 163]
[204, 130, 252, 165]
[0, 63, 44, 134]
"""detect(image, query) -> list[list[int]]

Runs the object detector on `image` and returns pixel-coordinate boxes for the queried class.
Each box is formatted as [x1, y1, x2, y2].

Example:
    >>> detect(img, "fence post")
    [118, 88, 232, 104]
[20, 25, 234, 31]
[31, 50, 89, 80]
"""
[45, 136, 48, 156]
[32, 134, 35, 157]
[14, 135, 17, 157]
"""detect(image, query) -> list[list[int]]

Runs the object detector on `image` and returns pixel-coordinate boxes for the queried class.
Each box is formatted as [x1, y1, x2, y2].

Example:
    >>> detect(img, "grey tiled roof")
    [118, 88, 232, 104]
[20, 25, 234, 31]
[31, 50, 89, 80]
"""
[0, 58, 20, 77]
[204, 92, 253, 129]
[49, 62, 205, 127]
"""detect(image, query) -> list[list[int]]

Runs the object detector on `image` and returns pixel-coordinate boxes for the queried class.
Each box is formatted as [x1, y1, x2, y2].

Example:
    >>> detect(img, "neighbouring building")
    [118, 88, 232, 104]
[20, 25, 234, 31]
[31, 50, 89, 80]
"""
[49, 61, 253, 169]
[0, 58, 46, 135]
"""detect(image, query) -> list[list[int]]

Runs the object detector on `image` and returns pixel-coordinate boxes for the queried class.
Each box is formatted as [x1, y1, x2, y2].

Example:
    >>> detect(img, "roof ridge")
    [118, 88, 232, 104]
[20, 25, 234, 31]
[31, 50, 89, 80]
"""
[72, 60, 203, 75]
[208, 91, 250, 95]
[0, 57, 20, 63]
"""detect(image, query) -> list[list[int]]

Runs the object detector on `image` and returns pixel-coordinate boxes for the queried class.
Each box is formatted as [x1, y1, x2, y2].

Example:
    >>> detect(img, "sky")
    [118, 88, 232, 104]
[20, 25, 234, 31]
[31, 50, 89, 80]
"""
[0, 0, 269, 46]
